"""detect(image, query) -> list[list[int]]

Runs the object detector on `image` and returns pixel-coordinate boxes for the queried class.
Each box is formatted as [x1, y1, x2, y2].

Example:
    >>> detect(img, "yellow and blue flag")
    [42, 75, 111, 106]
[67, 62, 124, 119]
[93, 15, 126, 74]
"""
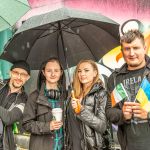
[136, 78, 150, 112]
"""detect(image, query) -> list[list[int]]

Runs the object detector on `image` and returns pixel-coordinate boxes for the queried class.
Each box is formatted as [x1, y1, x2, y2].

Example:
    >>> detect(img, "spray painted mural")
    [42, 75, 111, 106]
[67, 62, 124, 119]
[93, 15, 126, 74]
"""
[99, 28, 150, 81]
[64, 0, 150, 80]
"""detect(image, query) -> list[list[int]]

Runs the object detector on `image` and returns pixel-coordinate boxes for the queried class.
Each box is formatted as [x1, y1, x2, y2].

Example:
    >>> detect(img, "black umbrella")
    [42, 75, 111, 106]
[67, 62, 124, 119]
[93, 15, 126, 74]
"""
[0, 7, 119, 70]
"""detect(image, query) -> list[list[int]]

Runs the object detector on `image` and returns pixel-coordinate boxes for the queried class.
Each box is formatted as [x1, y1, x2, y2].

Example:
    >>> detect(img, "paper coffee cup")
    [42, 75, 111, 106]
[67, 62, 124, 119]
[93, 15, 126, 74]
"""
[52, 108, 63, 121]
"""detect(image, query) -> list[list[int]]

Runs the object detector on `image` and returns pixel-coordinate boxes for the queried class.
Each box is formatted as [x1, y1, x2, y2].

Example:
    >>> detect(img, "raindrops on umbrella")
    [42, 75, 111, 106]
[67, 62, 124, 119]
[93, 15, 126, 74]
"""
[27, 42, 30, 49]
[0, 8, 120, 70]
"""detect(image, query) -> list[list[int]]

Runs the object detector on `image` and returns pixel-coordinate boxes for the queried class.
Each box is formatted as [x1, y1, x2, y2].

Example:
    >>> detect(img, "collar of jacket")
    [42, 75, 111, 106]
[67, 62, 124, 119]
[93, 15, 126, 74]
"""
[87, 82, 103, 95]
[36, 83, 52, 108]
[115, 55, 150, 75]
[0, 79, 7, 90]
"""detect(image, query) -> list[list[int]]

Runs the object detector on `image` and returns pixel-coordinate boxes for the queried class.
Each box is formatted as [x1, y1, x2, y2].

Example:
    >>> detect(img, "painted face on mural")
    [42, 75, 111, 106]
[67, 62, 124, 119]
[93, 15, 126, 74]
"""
[122, 38, 146, 70]
[77, 62, 97, 86]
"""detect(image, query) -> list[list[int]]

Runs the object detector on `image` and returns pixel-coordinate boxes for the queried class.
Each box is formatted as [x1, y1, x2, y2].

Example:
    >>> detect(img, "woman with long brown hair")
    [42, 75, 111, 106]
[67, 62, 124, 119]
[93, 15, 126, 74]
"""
[23, 58, 66, 150]
[66, 59, 107, 150]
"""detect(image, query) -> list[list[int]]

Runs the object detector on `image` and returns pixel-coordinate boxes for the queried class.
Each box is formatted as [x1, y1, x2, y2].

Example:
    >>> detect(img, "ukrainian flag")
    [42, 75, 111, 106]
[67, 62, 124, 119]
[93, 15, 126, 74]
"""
[136, 78, 150, 112]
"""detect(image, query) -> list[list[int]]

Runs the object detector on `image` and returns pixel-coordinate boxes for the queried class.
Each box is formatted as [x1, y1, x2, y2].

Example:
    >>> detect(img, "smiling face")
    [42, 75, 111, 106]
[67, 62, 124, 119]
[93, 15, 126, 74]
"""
[42, 61, 62, 88]
[122, 38, 146, 70]
[77, 62, 97, 87]
[10, 68, 30, 89]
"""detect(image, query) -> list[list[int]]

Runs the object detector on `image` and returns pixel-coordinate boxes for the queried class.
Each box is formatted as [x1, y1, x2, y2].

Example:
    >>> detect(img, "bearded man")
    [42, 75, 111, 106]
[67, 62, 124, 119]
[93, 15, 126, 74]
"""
[0, 60, 30, 150]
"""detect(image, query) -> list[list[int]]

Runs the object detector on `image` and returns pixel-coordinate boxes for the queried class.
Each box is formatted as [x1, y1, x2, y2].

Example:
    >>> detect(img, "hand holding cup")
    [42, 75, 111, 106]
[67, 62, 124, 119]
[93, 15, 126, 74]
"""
[50, 120, 63, 131]
[50, 108, 63, 131]
[52, 108, 63, 121]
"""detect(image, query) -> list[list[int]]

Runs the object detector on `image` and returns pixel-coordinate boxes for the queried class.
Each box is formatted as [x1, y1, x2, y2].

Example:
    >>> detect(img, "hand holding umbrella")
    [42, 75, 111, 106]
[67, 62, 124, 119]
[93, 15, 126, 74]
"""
[0, 8, 119, 70]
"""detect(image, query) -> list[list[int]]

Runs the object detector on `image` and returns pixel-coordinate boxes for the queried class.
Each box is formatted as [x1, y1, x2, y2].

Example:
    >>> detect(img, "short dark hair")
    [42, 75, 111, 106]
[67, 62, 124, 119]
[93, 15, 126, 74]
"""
[120, 30, 145, 50]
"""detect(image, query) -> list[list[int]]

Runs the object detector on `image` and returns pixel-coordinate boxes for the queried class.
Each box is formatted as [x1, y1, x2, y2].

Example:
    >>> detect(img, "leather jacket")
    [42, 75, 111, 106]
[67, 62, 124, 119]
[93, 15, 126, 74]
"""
[65, 82, 107, 150]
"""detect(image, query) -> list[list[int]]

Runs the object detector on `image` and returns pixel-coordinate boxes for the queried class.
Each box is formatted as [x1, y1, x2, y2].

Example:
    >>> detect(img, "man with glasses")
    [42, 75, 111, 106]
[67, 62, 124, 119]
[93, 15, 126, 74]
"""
[0, 60, 30, 150]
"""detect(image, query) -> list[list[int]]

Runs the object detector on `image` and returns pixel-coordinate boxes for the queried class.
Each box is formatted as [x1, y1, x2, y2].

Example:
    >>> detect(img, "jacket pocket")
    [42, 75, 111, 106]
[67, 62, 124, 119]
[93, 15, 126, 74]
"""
[36, 104, 49, 116]
[36, 105, 52, 122]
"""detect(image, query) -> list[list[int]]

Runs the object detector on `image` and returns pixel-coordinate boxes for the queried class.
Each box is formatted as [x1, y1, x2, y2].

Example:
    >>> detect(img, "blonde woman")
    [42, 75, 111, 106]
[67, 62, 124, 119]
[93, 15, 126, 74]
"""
[65, 59, 107, 150]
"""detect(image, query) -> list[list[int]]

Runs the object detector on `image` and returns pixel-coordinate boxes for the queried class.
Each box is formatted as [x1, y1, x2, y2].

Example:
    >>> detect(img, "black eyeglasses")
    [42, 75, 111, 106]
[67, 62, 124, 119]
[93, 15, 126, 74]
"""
[11, 71, 29, 79]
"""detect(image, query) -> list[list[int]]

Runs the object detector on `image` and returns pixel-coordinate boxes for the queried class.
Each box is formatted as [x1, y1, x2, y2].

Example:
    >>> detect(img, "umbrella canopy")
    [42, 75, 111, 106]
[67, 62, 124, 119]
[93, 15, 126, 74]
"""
[0, 0, 30, 32]
[0, 7, 120, 70]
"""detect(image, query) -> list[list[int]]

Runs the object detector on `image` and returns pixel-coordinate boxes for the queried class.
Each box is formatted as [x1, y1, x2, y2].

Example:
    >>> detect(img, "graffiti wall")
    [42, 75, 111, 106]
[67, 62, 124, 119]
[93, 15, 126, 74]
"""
[64, 0, 150, 84]
[66, 0, 150, 79]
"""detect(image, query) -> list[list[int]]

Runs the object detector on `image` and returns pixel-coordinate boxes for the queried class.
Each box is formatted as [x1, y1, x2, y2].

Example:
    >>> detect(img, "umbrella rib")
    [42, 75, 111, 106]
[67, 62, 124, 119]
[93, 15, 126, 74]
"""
[62, 30, 98, 61]
[62, 30, 77, 35]
[61, 19, 77, 30]
[58, 21, 72, 87]
[49, 23, 59, 29]
[16, 0, 30, 7]
[33, 28, 57, 31]
[25, 30, 47, 61]
[38, 30, 58, 39]
[67, 19, 119, 39]
[66, 23, 90, 29]
[32, 23, 89, 32]
[92, 23, 119, 39]
[0, 16, 12, 26]
[33, 22, 91, 39]
[38, 29, 75, 39]
[38, 23, 91, 37]
[61, 20, 118, 40]
[34, 22, 118, 40]
[56, 30, 60, 60]
[61, 18, 118, 39]
[32, 22, 58, 31]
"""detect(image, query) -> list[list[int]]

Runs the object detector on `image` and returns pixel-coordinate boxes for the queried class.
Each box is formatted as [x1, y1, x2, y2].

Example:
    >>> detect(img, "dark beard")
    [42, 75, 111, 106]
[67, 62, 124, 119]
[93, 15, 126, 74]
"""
[12, 82, 22, 89]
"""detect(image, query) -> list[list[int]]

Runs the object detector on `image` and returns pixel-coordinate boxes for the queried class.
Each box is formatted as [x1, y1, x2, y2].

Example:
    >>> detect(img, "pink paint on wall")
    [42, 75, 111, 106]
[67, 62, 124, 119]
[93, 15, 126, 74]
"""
[28, 0, 64, 8]
[18, 0, 150, 29]
[65, 0, 150, 24]
[27, 0, 150, 24]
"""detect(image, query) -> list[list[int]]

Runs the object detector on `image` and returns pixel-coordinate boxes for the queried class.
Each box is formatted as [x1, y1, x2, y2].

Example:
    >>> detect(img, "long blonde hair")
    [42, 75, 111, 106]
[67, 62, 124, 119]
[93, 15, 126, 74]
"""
[73, 59, 102, 98]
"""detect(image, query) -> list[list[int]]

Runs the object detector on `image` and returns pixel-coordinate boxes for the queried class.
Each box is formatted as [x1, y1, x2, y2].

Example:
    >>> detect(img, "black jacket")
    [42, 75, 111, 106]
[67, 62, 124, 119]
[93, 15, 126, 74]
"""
[106, 55, 150, 150]
[23, 83, 66, 150]
[0, 80, 27, 150]
[66, 82, 107, 150]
